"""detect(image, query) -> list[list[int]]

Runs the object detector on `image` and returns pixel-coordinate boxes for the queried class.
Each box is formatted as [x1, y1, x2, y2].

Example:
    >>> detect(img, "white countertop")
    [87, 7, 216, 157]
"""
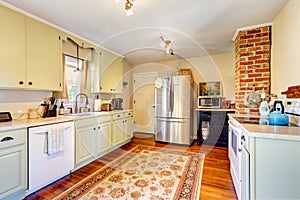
[228, 113, 300, 141]
[196, 108, 236, 112]
[0, 110, 132, 132]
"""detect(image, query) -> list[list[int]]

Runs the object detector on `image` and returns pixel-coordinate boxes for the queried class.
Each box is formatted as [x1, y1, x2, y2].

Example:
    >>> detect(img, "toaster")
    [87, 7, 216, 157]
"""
[101, 103, 113, 111]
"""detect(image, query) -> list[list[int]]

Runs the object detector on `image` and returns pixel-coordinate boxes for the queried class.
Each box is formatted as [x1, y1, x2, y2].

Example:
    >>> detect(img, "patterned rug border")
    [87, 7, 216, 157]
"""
[54, 145, 205, 200]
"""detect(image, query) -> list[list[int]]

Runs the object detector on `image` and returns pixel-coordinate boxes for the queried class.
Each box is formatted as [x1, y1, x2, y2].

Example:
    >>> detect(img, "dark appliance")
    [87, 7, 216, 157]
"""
[0, 112, 12, 122]
[197, 110, 235, 146]
[111, 98, 123, 110]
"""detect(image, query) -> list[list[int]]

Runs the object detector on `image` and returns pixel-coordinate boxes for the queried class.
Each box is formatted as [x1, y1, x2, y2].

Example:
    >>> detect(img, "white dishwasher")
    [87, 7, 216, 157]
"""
[26, 121, 74, 195]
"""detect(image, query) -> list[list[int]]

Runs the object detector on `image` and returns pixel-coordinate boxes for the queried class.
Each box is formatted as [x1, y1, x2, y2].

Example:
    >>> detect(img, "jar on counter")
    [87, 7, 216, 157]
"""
[28, 108, 39, 119]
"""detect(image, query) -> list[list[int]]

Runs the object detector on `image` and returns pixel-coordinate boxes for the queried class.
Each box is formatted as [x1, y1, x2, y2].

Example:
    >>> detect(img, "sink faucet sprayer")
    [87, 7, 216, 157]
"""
[75, 93, 89, 113]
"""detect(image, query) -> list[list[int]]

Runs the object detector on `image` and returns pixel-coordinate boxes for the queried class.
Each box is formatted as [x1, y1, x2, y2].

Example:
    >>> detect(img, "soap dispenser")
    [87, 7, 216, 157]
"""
[259, 93, 270, 116]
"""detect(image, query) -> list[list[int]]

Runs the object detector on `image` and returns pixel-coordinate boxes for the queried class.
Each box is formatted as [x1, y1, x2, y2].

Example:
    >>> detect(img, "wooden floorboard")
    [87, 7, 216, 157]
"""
[24, 133, 237, 200]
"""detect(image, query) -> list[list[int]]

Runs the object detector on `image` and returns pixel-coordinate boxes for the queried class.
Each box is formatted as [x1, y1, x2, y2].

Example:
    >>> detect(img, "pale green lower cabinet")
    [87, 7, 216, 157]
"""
[75, 117, 96, 167]
[123, 113, 134, 141]
[241, 144, 250, 200]
[112, 112, 134, 146]
[242, 132, 300, 199]
[0, 129, 27, 200]
[75, 112, 133, 170]
[112, 116, 124, 146]
[95, 115, 112, 156]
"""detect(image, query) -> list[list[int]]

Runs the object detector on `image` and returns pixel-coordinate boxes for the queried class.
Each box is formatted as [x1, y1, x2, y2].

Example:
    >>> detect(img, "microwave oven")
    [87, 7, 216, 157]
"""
[198, 97, 225, 108]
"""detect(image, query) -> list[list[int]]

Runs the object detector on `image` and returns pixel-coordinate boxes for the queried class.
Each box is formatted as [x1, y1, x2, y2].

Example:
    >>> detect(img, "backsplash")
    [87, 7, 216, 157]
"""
[0, 90, 52, 119]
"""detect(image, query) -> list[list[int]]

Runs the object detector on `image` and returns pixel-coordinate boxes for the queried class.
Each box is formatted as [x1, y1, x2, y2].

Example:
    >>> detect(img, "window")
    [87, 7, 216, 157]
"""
[65, 55, 83, 102]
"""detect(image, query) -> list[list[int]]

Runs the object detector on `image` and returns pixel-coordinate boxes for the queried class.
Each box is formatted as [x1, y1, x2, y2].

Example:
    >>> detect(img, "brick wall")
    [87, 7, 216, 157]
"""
[235, 26, 271, 114]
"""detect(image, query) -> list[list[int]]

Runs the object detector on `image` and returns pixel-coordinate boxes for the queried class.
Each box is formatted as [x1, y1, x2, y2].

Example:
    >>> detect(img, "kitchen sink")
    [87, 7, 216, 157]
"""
[65, 112, 94, 117]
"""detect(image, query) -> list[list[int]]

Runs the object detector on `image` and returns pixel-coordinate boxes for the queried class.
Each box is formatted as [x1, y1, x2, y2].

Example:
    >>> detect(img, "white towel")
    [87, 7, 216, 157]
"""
[44, 127, 65, 155]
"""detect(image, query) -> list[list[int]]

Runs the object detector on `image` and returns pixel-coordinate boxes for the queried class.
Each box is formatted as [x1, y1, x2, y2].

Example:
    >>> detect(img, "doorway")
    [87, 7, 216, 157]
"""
[133, 72, 157, 134]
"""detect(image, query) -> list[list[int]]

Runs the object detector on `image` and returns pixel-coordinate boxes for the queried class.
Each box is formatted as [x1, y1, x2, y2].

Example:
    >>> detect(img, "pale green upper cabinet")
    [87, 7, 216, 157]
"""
[26, 18, 62, 91]
[0, 5, 62, 91]
[0, 5, 26, 89]
[99, 49, 123, 93]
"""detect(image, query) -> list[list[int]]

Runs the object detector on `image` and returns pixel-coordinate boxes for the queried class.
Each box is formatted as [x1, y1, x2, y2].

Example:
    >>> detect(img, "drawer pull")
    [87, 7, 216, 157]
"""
[117, 115, 120, 117]
[1, 136, 14, 142]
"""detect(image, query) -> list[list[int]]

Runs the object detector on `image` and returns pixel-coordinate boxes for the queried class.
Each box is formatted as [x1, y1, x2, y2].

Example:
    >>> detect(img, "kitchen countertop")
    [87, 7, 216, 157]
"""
[0, 110, 132, 132]
[196, 108, 236, 112]
[228, 113, 300, 141]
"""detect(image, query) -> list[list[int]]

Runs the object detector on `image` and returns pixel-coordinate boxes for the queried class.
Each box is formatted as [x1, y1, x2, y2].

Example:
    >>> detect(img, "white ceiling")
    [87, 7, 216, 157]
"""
[1, 0, 289, 64]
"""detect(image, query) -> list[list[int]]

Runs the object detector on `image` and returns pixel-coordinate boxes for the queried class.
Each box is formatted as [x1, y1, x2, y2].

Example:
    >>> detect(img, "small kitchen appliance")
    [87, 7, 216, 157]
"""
[101, 103, 113, 111]
[111, 98, 123, 110]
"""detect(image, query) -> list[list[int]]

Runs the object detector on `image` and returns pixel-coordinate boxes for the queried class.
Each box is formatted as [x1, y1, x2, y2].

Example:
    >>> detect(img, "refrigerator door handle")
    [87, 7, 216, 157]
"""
[169, 77, 174, 114]
[157, 119, 187, 123]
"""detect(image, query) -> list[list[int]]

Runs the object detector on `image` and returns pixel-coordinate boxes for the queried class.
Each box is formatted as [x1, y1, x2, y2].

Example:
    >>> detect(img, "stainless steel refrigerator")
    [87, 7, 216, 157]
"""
[154, 75, 193, 145]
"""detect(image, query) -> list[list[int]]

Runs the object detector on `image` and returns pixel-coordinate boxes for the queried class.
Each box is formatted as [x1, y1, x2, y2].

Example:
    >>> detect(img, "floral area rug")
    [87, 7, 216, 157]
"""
[55, 145, 205, 200]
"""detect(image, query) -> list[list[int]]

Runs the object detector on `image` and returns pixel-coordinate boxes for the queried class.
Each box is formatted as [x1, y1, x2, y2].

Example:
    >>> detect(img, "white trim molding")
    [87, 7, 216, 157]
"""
[232, 22, 273, 41]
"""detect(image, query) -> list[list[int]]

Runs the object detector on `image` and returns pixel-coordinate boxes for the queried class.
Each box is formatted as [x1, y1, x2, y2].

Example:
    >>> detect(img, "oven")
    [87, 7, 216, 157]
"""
[228, 119, 242, 199]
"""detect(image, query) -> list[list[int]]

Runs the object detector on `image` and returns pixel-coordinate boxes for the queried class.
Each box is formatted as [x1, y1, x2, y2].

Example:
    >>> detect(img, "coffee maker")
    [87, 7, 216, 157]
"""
[111, 98, 123, 110]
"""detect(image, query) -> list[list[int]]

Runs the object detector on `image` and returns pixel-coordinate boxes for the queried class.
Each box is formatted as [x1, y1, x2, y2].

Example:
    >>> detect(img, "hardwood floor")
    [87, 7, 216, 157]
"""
[25, 133, 237, 200]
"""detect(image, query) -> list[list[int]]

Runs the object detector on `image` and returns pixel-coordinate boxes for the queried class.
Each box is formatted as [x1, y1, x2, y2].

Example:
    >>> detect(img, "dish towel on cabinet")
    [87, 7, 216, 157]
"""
[44, 128, 65, 155]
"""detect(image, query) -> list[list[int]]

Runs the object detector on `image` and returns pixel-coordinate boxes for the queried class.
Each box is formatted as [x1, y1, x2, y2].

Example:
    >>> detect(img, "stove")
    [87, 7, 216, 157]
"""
[234, 116, 299, 127]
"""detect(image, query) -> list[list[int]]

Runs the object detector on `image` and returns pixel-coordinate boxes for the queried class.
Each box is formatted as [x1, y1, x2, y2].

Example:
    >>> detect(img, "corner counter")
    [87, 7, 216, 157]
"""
[228, 113, 300, 199]
[228, 113, 300, 141]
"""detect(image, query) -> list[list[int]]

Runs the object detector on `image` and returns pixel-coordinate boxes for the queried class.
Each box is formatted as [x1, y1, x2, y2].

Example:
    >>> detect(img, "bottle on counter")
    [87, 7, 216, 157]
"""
[59, 102, 65, 115]
[94, 95, 102, 112]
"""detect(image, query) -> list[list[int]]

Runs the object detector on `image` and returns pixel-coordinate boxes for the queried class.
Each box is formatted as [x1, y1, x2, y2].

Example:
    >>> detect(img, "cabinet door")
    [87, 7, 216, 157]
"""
[112, 119, 123, 146]
[26, 18, 62, 91]
[123, 117, 133, 141]
[0, 5, 26, 89]
[75, 127, 95, 165]
[95, 122, 112, 155]
[241, 145, 250, 200]
[100, 54, 123, 93]
[0, 146, 26, 199]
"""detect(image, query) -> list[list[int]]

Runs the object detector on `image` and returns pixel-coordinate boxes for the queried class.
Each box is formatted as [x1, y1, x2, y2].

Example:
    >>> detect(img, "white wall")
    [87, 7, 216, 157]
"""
[272, 0, 300, 98]
[133, 52, 235, 101]
[0, 90, 52, 118]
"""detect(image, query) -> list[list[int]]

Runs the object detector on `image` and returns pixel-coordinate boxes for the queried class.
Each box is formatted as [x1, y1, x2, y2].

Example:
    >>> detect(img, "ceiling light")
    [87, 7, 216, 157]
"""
[160, 35, 175, 56]
[125, 0, 134, 16]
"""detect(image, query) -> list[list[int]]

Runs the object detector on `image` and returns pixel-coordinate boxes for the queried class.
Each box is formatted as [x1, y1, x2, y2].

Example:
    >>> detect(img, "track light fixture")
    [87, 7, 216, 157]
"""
[160, 35, 175, 55]
[125, 0, 134, 16]
[115, 0, 134, 16]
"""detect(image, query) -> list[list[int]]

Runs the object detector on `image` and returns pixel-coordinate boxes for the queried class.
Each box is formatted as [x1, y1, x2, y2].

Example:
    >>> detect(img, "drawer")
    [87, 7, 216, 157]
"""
[0, 129, 26, 149]
[124, 111, 133, 118]
[97, 115, 111, 124]
[112, 113, 124, 120]
[76, 117, 95, 128]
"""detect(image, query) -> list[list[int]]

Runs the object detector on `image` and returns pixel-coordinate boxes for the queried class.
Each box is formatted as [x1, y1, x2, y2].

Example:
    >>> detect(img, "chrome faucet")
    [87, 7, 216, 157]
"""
[75, 93, 89, 113]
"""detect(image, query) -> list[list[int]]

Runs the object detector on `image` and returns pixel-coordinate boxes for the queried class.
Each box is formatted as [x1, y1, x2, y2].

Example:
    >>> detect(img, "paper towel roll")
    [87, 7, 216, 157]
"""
[94, 99, 102, 111]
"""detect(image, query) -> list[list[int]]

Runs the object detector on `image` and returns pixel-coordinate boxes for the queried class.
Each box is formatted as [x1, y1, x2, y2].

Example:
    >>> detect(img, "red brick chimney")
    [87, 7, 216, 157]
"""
[235, 26, 271, 114]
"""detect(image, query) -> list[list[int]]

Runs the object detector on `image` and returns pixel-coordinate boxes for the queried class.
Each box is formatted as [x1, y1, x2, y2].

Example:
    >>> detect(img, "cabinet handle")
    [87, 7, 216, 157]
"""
[0, 136, 14, 142]
[93, 128, 96, 130]
[238, 148, 242, 152]
[117, 115, 120, 117]
[98, 126, 100, 129]
[19, 81, 24, 85]
[28, 81, 33, 86]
